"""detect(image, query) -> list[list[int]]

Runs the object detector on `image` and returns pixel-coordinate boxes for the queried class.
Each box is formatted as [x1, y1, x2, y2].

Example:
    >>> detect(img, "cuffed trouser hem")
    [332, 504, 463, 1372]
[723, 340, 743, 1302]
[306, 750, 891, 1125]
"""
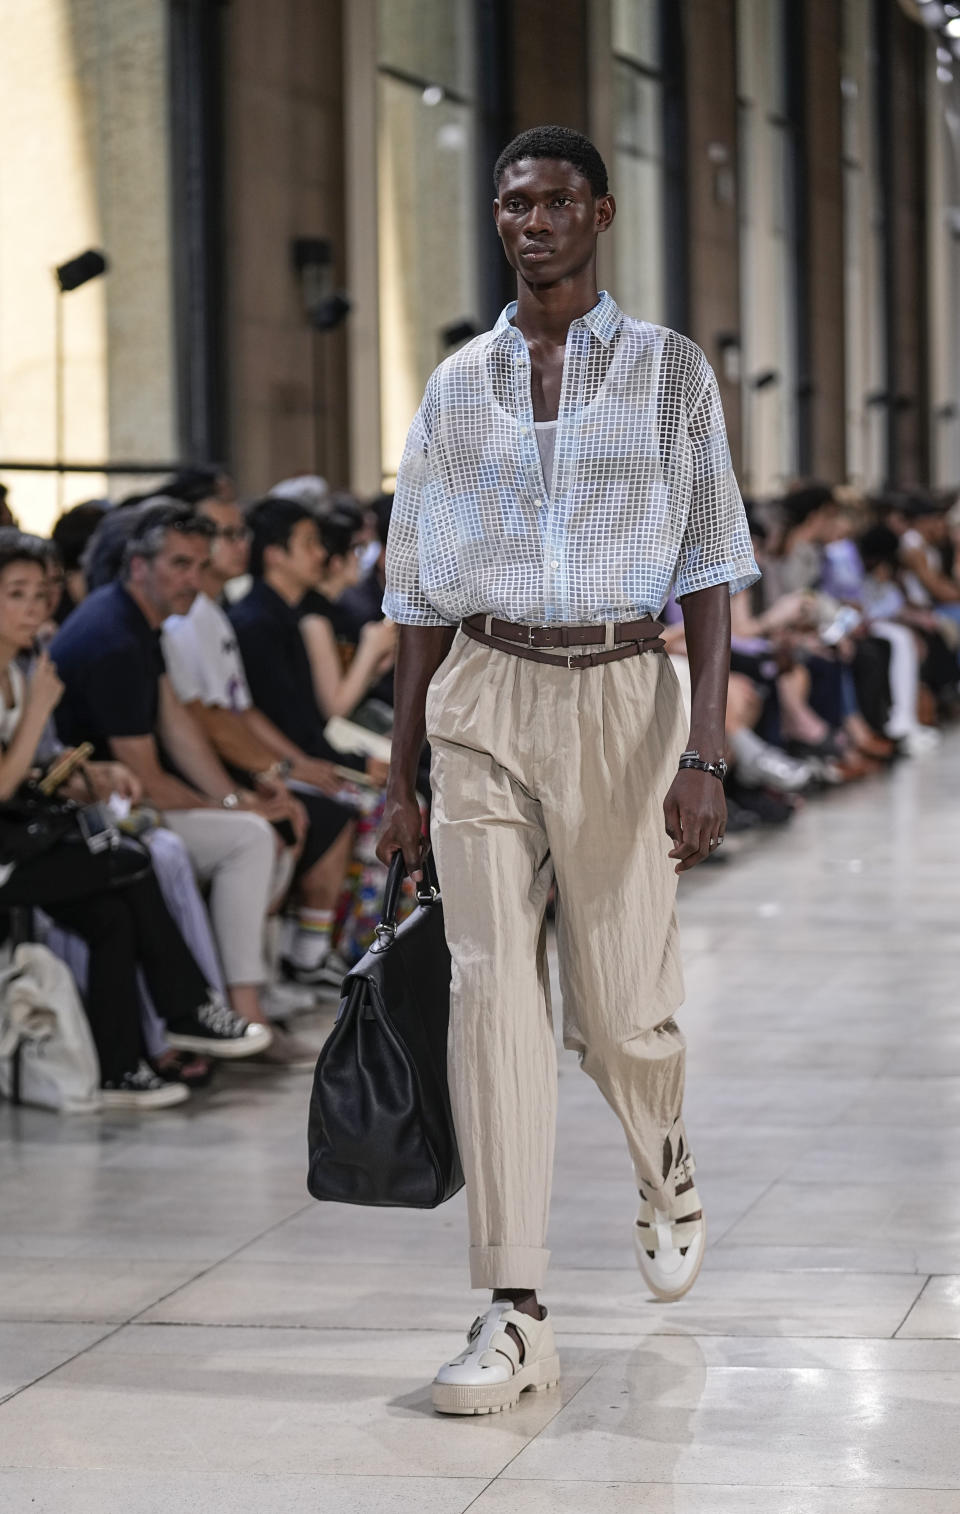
[469, 1245, 551, 1291]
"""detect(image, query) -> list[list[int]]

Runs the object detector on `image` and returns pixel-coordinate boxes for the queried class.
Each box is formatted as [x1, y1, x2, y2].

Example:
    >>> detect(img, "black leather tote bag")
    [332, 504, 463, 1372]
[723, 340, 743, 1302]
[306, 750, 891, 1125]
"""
[307, 851, 463, 1209]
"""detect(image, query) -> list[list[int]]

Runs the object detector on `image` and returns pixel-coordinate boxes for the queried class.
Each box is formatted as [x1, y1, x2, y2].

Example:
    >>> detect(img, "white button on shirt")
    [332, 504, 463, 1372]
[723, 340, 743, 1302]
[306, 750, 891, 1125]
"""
[383, 291, 759, 627]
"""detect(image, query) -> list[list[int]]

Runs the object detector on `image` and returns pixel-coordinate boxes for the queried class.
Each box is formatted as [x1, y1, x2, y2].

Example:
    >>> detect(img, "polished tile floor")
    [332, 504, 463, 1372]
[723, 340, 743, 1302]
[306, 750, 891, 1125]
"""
[3, 736, 960, 1513]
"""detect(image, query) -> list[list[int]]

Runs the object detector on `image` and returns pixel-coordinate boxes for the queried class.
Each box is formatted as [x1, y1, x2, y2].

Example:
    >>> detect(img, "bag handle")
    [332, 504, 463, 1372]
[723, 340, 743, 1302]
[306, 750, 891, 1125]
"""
[374, 850, 440, 951]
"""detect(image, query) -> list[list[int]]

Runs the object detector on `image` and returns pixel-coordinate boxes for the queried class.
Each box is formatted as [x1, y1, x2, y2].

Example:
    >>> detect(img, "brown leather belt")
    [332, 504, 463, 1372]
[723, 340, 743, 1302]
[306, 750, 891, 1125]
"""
[461, 613, 666, 669]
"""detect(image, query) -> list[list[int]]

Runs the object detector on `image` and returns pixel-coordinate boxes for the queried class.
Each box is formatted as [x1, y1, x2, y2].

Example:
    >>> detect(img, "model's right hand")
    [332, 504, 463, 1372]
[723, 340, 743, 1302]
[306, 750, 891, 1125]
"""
[376, 790, 425, 878]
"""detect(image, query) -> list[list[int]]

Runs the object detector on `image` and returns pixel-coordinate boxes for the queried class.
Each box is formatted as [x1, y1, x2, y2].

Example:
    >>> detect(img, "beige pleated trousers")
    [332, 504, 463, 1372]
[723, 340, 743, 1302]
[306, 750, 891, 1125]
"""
[426, 628, 690, 1290]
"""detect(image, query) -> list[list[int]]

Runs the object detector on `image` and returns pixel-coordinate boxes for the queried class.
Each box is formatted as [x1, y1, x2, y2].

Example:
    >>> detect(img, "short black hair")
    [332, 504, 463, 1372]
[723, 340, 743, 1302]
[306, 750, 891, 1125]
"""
[900, 491, 944, 521]
[780, 483, 836, 532]
[319, 504, 365, 563]
[246, 496, 315, 579]
[51, 500, 108, 572]
[494, 125, 608, 197]
[858, 524, 901, 571]
[0, 527, 48, 578]
[369, 492, 393, 547]
[155, 466, 225, 506]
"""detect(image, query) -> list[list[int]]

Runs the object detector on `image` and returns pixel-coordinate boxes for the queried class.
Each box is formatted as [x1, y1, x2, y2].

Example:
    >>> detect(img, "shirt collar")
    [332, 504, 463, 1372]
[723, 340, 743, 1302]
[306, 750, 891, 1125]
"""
[117, 582, 162, 643]
[492, 289, 623, 349]
[250, 577, 301, 624]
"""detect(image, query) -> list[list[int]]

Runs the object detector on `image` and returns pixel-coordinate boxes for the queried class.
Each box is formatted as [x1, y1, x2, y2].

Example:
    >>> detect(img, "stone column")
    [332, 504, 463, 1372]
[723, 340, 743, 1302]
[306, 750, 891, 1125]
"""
[681, 0, 742, 470]
[797, 0, 847, 482]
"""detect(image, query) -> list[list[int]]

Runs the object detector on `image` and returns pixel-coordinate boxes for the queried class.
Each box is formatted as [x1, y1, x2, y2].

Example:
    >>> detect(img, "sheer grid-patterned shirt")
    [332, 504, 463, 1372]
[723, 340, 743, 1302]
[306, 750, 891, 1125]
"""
[383, 292, 759, 627]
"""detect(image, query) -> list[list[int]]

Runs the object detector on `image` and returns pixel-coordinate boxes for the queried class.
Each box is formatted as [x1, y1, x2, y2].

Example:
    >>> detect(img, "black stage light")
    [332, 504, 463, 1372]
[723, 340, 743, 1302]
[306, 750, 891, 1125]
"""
[55, 250, 108, 292]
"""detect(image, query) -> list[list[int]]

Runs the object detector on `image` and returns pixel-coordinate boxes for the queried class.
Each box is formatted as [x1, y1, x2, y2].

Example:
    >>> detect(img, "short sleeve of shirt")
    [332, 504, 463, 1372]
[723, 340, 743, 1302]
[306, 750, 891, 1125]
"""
[383, 389, 456, 626]
[162, 621, 204, 705]
[673, 358, 760, 601]
[165, 600, 252, 712]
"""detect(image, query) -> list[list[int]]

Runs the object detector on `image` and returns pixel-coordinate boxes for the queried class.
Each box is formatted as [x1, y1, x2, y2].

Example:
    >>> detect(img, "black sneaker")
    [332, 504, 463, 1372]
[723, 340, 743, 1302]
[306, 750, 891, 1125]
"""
[101, 1060, 190, 1110]
[166, 996, 273, 1060]
[281, 948, 351, 995]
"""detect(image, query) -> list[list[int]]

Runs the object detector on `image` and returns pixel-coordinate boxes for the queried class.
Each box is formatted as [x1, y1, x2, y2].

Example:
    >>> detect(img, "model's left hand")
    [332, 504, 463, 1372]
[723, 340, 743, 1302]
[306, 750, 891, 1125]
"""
[663, 769, 726, 874]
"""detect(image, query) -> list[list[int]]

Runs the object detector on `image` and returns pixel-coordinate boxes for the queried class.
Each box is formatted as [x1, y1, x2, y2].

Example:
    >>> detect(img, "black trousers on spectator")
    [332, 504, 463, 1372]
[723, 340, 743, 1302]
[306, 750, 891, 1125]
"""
[228, 766, 355, 878]
[0, 840, 211, 1082]
[852, 637, 892, 734]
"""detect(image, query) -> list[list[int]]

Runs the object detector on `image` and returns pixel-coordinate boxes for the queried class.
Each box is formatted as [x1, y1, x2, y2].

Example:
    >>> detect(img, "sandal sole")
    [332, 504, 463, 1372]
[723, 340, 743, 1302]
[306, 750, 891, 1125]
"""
[432, 1354, 561, 1415]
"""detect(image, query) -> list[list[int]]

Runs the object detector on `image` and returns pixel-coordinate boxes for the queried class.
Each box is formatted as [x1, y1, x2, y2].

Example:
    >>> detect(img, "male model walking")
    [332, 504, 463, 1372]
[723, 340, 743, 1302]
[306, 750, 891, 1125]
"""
[377, 125, 758, 1416]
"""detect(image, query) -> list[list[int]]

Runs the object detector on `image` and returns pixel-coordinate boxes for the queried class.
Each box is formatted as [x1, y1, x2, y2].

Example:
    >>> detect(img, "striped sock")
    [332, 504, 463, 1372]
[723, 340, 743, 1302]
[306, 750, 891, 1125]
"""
[290, 908, 335, 970]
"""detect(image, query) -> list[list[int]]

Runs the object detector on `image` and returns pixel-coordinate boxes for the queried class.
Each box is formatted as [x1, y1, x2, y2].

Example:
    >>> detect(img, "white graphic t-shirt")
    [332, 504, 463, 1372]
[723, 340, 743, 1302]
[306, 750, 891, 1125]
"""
[163, 592, 252, 712]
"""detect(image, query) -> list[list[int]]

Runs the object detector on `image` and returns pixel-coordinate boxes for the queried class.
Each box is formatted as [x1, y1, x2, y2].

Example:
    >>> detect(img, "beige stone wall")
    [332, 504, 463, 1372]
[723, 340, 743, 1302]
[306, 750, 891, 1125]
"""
[0, 0, 176, 534]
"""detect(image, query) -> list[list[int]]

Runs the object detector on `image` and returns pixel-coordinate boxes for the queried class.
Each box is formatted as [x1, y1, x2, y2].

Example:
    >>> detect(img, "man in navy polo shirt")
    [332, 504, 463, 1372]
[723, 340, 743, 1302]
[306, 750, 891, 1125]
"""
[52, 501, 284, 1039]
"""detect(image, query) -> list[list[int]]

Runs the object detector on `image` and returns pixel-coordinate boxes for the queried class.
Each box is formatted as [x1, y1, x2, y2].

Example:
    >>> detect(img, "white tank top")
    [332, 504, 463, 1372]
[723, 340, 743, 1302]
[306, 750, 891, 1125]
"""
[534, 418, 558, 499]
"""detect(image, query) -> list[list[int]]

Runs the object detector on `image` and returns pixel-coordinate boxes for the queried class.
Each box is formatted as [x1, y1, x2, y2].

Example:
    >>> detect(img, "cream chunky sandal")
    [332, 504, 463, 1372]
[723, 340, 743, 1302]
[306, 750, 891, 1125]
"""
[432, 1299, 560, 1416]
[634, 1144, 706, 1301]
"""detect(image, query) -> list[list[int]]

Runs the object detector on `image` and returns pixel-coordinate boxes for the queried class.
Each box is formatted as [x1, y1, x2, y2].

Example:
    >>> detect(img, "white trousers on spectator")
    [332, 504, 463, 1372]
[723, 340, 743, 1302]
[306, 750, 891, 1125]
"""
[426, 631, 689, 1291]
[872, 621, 920, 739]
[162, 810, 275, 986]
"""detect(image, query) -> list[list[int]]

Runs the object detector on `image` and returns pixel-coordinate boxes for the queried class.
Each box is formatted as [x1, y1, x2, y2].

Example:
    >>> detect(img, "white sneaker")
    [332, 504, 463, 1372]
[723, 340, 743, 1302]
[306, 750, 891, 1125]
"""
[281, 947, 351, 996]
[261, 980, 318, 1020]
[634, 1140, 706, 1302]
[902, 727, 941, 758]
[432, 1300, 560, 1416]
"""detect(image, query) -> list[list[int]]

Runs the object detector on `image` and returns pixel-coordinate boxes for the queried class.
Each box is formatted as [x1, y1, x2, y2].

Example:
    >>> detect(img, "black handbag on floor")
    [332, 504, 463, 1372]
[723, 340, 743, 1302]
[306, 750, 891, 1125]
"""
[307, 851, 463, 1209]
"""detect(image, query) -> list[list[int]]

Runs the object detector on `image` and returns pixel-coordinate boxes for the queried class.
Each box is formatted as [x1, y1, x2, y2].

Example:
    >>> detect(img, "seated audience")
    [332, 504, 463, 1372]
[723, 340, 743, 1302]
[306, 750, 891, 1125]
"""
[162, 491, 359, 991]
[50, 500, 108, 623]
[897, 493, 960, 633]
[229, 498, 400, 962]
[338, 493, 392, 636]
[50, 501, 297, 1050]
[298, 501, 396, 719]
[0, 535, 268, 1108]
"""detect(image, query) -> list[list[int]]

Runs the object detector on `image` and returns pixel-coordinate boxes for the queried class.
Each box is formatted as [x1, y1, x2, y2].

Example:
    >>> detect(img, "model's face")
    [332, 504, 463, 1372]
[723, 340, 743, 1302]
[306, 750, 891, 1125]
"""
[0, 562, 49, 649]
[494, 158, 614, 288]
[200, 498, 251, 582]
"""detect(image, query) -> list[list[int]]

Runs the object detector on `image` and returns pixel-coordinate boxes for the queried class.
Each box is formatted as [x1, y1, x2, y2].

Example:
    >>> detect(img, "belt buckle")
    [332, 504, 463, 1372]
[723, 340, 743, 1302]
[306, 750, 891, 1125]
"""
[526, 624, 537, 646]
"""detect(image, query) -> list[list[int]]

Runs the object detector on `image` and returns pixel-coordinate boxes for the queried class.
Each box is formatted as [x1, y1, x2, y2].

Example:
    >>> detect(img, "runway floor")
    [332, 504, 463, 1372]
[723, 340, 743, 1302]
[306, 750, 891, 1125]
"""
[2, 734, 960, 1512]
